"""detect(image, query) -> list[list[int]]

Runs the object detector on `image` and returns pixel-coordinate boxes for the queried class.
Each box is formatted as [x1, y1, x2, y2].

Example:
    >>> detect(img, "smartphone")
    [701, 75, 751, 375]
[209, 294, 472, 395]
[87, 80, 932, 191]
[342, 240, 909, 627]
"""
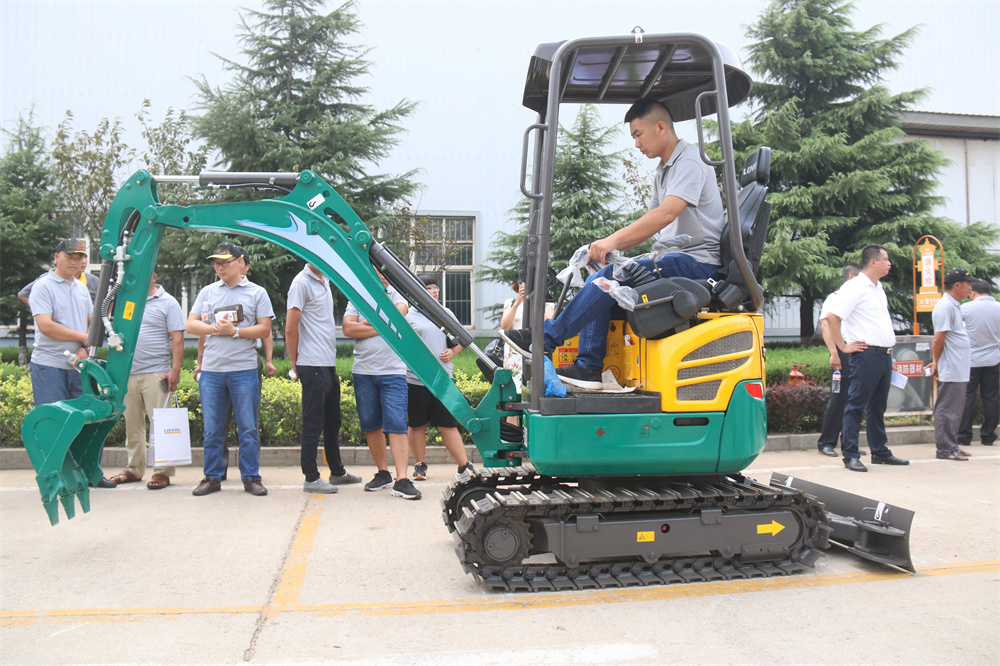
[159, 378, 169, 391]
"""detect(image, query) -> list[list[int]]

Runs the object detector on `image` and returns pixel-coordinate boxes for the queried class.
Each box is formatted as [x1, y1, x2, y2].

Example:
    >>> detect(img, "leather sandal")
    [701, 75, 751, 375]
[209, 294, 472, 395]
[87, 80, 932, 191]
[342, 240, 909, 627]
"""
[936, 451, 969, 461]
[110, 469, 142, 484]
[147, 473, 171, 490]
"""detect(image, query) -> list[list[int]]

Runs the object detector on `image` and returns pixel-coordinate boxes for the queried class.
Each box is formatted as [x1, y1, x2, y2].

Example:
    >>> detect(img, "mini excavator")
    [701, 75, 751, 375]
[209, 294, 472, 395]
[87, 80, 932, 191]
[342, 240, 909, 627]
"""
[21, 32, 913, 591]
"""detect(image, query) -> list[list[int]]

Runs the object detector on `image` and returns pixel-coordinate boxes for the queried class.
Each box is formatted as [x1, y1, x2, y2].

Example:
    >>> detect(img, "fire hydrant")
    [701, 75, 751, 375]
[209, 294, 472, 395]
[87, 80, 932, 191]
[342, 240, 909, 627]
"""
[789, 364, 807, 386]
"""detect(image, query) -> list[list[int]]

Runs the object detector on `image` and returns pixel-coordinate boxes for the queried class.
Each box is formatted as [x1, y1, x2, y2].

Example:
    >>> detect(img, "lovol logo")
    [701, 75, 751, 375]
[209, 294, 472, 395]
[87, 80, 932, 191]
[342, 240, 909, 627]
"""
[163, 428, 182, 435]
[743, 163, 756, 176]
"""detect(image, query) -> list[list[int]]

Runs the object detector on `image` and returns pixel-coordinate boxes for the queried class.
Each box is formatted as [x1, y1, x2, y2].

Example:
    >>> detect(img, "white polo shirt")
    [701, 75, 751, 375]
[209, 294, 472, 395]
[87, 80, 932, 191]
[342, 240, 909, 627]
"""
[826, 273, 896, 348]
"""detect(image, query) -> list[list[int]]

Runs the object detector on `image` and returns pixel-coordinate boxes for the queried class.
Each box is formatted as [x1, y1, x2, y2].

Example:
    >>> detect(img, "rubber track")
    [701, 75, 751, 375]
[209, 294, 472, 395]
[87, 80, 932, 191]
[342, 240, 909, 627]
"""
[441, 465, 831, 593]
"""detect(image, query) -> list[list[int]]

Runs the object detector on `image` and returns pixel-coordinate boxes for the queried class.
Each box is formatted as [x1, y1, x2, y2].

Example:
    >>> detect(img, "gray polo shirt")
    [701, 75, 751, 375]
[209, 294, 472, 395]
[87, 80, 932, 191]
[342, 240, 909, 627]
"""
[286, 266, 338, 368]
[21, 269, 100, 303]
[405, 306, 455, 385]
[961, 295, 1000, 368]
[647, 139, 726, 267]
[932, 292, 970, 383]
[29, 271, 92, 368]
[132, 286, 185, 375]
[344, 287, 407, 376]
[190, 277, 275, 373]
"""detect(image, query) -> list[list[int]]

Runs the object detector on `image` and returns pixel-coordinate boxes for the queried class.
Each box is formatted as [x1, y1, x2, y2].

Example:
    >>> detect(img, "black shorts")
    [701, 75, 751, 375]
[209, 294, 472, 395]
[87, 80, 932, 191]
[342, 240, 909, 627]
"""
[407, 382, 459, 429]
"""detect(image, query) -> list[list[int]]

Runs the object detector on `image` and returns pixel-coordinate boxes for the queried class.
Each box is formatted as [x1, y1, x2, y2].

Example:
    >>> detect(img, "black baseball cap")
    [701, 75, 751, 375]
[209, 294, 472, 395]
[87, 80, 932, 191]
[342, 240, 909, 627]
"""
[944, 268, 976, 285]
[55, 238, 87, 255]
[207, 242, 246, 261]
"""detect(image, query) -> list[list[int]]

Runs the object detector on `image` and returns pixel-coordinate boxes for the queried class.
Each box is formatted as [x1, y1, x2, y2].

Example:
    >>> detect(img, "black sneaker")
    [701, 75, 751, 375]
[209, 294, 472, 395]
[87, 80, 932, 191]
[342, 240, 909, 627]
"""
[412, 462, 428, 481]
[499, 328, 533, 360]
[457, 462, 477, 476]
[364, 470, 393, 492]
[391, 478, 422, 500]
[556, 363, 603, 390]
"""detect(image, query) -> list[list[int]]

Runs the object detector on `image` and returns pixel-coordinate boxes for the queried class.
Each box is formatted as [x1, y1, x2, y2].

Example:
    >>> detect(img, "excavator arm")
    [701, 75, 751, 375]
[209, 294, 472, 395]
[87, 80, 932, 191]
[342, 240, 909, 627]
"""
[22, 169, 521, 525]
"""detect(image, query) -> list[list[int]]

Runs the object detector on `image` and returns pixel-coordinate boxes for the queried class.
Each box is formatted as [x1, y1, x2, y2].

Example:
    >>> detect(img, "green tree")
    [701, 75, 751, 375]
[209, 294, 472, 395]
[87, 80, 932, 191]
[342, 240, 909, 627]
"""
[480, 105, 625, 317]
[51, 111, 134, 245]
[733, 0, 1000, 338]
[0, 111, 68, 362]
[193, 0, 420, 325]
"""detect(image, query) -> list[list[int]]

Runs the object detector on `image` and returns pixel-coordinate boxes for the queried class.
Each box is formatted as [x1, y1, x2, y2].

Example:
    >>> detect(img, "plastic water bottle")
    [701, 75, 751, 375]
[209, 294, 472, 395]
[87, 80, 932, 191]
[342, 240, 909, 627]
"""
[832, 370, 842, 393]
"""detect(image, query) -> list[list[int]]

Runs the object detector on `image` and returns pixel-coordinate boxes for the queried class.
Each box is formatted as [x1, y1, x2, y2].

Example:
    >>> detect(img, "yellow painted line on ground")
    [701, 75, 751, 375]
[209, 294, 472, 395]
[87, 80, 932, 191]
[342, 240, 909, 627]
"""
[271, 495, 326, 605]
[2, 560, 996, 626]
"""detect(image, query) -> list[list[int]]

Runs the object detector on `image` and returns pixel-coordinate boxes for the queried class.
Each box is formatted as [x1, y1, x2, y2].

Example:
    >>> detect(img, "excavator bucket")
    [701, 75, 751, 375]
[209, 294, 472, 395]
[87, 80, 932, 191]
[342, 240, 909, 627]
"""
[771, 473, 915, 573]
[21, 375, 122, 525]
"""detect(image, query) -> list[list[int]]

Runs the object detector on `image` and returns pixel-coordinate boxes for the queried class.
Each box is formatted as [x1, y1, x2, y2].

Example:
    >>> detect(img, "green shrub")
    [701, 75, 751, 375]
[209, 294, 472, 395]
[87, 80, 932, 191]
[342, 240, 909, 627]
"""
[765, 381, 831, 433]
[0, 374, 33, 447]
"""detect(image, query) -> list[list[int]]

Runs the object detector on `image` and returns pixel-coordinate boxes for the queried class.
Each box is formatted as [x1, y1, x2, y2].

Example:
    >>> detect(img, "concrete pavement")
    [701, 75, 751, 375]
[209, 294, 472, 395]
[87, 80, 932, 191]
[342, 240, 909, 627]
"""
[1, 442, 998, 664]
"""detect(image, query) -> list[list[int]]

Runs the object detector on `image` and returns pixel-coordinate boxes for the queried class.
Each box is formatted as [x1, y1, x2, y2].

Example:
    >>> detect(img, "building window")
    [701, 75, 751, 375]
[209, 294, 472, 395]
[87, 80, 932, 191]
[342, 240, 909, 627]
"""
[412, 215, 475, 325]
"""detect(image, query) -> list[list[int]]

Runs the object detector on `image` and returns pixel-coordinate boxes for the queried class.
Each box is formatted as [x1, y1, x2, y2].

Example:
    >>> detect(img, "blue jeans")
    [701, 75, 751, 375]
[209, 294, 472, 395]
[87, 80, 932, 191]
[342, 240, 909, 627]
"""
[352, 373, 408, 434]
[30, 362, 82, 405]
[543, 254, 720, 370]
[840, 348, 894, 460]
[200, 369, 261, 481]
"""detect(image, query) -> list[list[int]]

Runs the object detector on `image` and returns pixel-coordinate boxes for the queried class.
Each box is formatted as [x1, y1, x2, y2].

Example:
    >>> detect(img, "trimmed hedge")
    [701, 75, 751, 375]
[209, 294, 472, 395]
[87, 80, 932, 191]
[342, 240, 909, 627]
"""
[0, 362, 491, 448]
[764, 381, 831, 434]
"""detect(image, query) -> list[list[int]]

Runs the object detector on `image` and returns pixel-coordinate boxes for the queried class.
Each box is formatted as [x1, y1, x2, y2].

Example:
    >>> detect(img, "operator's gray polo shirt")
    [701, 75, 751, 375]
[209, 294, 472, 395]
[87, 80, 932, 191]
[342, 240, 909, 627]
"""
[190, 277, 275, 373]
[961, 295, 1000, 368]
[932, 292, 970, 383]
[286, 266, 338, 368]
[344, 287, 407, 376]
[405, 306, 455, 385]
[647, 139, 726, 267]
[29, 271, 92, 368]
[132, 285, 185, 374]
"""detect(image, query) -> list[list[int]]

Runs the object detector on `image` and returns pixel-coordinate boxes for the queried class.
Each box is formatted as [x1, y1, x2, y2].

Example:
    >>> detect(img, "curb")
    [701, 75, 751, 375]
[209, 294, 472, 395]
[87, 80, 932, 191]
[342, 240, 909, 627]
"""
[0, 425, 963, 471]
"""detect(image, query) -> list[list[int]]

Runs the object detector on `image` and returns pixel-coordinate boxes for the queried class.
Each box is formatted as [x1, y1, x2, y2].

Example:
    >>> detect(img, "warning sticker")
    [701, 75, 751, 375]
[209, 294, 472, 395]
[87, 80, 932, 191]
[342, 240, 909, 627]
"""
[122, 301, 135, 320]
[636, 531, 654, 543]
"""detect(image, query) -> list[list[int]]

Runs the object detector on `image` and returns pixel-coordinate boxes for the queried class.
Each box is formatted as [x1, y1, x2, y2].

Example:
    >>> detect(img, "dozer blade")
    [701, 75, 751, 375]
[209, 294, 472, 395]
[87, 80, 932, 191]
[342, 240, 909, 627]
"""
[771, 473, 915, 573]
[21, 397, 121, 525]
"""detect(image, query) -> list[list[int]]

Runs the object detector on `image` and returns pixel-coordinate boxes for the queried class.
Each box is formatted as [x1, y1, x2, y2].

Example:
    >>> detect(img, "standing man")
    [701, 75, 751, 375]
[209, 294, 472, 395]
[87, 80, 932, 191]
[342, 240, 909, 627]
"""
[501, 98, 724, 389]
[186, 242, 274, 497]
[959, 279, 999, 448]
[110, 271, 185, 489]
[405, 275, 477, 481]
[817, 263, 863, 457]
[342, 272, 420, 500]
[927, 269, 975, 461]
[28, 238, 115, 489]
[826, 244, 909, 472]
[286, 263, 362, 493]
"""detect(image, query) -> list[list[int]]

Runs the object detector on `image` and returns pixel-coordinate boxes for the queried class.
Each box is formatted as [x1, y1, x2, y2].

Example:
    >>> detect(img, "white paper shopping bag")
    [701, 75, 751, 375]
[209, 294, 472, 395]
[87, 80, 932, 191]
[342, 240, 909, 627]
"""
[150, 392, 192, 466]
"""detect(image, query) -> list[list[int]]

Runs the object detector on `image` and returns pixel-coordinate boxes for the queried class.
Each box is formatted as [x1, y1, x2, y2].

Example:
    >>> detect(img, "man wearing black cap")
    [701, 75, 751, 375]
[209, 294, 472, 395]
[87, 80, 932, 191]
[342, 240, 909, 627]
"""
[27, 239, 116, 489]
[927, 268, 975, 461]
[186, 241, 275, 496]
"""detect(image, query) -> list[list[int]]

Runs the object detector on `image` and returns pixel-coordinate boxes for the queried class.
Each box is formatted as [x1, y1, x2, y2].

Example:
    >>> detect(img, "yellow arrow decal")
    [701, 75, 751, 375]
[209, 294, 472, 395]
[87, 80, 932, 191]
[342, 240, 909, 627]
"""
[757, 520, 785, 536]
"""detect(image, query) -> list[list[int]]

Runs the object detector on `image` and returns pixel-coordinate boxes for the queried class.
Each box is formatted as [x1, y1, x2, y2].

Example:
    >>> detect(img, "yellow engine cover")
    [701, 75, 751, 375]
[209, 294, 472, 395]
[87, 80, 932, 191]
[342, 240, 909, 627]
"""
[553, 313, 764, 411]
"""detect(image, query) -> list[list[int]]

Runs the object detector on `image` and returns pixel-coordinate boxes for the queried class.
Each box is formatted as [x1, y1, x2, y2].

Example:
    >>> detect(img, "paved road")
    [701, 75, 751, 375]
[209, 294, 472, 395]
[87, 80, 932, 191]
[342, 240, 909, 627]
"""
[1, 443, 998, 664]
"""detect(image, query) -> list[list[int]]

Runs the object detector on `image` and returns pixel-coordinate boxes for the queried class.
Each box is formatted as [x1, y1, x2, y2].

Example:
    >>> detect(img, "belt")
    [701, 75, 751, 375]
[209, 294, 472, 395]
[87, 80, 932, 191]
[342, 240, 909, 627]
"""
[865, 345, 893, 354]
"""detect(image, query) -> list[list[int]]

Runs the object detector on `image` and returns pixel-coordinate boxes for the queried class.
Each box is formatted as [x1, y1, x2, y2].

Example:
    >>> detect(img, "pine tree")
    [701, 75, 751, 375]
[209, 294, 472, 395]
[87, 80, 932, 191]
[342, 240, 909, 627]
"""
[194, 0, 419, 322]
[480, 105, 625, 314]
[733, 0, 1000, 338]
[0, 111, 68, 361]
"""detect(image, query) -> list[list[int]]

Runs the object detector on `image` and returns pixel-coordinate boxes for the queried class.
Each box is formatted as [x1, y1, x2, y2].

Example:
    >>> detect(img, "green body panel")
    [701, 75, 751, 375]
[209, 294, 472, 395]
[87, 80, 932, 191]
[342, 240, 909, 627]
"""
[525, 380, 765, 477]
[717, 380, 768, 473]
[525, 411, 725, 477]
[21, 170, 515, 524]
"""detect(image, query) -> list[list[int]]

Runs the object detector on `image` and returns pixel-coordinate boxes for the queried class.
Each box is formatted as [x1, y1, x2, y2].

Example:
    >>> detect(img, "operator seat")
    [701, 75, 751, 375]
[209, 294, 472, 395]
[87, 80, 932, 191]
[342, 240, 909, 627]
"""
[623, 146, 772, 339]
[709, 146, 772, 310]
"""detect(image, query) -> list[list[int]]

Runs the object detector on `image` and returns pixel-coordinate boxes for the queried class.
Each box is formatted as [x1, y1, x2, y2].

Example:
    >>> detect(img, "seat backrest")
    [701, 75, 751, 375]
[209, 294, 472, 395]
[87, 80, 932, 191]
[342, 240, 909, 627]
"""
[712, 147, 772, 309]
